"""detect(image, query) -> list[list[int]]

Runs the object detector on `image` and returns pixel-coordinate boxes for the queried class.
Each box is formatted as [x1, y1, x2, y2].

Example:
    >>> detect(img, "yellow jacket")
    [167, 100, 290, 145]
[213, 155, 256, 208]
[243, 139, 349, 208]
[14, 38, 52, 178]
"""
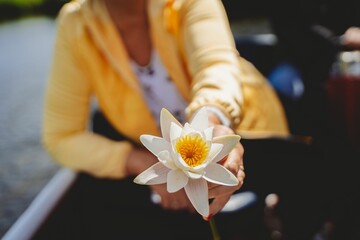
[42, 0, 289, 179]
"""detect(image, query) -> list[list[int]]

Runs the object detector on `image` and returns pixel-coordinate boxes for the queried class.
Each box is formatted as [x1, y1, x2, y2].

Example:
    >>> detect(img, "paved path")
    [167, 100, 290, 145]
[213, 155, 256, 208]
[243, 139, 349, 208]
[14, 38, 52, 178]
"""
[0, 17, 60, 237]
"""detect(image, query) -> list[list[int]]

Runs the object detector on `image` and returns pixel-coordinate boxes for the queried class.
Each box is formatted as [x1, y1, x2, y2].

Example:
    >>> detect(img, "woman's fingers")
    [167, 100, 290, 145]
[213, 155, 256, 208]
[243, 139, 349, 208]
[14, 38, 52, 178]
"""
[206, 127, 245, 217]
[150, 185, 194, 212]
[205, 195, 231, 220]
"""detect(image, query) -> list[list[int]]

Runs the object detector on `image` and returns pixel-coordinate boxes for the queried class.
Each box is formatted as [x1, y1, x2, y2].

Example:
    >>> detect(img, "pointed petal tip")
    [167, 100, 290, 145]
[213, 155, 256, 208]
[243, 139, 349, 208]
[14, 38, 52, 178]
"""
[160, 108, 183, 141]
[167, 170, 188, 193]
[203, 164, 239, 186]
[184, 179, 209, 217]
[133, 176, 145, 185]
[160, 107, 169, 116]
[133, 163, 169, 185]
[190, 107, 209, 131]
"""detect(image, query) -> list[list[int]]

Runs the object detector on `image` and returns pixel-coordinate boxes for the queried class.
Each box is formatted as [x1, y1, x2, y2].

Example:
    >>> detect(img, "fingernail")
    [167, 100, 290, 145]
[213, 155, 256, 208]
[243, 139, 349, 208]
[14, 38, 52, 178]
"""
[205, 214, 213, 221]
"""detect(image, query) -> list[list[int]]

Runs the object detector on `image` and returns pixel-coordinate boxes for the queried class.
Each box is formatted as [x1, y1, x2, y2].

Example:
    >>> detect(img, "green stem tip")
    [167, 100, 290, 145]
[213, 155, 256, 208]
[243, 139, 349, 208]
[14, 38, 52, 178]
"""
[209, 217, 220, 240]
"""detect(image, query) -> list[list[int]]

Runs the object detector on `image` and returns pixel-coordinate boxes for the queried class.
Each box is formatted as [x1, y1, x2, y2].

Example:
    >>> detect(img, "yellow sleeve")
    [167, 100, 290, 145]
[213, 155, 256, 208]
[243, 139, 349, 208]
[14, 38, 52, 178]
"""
[42, 3, 132, 179]
[180, 0, 244, 128]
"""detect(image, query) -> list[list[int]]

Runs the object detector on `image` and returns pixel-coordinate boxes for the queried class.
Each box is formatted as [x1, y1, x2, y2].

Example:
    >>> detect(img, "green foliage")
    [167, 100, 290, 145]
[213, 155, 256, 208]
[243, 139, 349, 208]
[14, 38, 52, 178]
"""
[0, 0, 43, 5]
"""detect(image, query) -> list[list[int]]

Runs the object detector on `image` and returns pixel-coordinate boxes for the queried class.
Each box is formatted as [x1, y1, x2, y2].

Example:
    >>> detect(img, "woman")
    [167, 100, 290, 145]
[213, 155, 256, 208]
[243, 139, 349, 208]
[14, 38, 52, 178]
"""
[41, 0, 288, 238]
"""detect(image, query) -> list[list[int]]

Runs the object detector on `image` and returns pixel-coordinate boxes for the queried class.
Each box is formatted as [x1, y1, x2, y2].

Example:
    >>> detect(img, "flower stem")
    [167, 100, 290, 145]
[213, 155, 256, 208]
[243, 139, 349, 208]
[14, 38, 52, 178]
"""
[209, 217, 220, 240]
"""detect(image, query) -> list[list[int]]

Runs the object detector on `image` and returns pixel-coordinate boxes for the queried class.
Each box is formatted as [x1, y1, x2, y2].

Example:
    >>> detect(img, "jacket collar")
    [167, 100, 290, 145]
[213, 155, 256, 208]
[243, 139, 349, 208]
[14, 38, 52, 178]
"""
[82, 0, 141, 92]
[81, 0, 190, 100]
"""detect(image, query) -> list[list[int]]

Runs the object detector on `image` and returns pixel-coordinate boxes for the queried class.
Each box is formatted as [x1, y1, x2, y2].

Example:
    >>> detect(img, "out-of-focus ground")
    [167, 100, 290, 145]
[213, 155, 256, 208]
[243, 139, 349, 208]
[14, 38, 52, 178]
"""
[0, 17, 60, 237]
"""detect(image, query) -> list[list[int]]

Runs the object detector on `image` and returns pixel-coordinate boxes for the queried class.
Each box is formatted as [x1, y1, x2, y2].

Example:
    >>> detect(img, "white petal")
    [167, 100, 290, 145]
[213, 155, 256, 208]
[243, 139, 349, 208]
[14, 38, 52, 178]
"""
[184, 178, 209, 217]
[173, 153, 206, 175]
[173, 153, 193, 170]
[207, 143, 223, 163]
[212, 135, 241, 163]
[140, 135, 170, 156]
[158, 150, 177, 169]
[185, 170, 203, 179]
[190, 107, 208, 131]
[160, 108, 182, 142]
[167, 170, 188, 193]
[181, 123, 195, 136]
[203, 164, 239, 186]
[170, 122, 182, 142]
[203, 126, 214, 141]
[191, 164, 207, 172]
[173, 152, 207, 173]
[170, 147, 179, 163]
[133, 162, 170, 185]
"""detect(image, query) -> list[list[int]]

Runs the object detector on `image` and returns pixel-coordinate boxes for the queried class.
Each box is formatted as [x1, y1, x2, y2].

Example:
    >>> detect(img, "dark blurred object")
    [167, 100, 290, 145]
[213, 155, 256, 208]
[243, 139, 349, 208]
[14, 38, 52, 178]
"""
[223, 0, 360, 139]
[224, 2, 360, 239]
[0, 0, 69, 22]
[268, 0, 360, 139]
[267, 63, 304, 100]
[240, 137, 331, 240]
[0, 3, 23, 21]
[234, 34, 278, 76]
[37, 0, 70, 18]
[221, 0, 269, 21]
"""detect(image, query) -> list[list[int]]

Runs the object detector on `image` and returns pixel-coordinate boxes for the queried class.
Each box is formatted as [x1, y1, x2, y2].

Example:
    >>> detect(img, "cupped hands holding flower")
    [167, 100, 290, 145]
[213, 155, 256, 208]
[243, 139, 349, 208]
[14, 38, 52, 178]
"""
[133, 107, 245, 220]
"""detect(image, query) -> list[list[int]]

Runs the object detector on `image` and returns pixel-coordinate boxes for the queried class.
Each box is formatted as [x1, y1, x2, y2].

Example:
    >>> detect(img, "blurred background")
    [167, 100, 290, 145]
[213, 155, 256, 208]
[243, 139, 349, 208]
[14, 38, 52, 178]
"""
[1, 0, 359, 239]
[0, 0, 68, 236]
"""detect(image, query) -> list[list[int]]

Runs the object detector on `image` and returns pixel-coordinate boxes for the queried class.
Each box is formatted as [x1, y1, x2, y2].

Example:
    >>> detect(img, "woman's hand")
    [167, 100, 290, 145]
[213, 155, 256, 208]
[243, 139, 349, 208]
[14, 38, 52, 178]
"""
[206, 114, 245, 220]
[126, 147, 196, 212]
[149, 185, 196, 212]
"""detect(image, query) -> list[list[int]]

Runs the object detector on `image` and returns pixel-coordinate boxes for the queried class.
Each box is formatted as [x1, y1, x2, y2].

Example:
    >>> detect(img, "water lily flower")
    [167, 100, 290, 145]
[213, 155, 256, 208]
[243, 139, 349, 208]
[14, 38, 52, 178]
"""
[134, 107, 240, 217]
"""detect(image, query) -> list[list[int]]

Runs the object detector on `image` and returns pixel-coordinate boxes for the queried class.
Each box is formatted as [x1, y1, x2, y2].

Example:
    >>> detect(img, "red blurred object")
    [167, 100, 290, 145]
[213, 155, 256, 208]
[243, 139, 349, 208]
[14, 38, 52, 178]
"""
[326, 75, 360, 150]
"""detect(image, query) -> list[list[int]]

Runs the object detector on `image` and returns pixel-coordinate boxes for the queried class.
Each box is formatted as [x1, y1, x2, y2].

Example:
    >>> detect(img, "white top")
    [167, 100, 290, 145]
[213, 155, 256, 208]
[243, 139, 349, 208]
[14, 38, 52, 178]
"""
[131, 50, 188, 127]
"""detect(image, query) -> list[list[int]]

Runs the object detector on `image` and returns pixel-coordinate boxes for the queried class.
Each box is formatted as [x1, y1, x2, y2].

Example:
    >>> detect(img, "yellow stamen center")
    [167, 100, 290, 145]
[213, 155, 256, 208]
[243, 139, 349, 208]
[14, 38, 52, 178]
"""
[175, 135, 209, 167]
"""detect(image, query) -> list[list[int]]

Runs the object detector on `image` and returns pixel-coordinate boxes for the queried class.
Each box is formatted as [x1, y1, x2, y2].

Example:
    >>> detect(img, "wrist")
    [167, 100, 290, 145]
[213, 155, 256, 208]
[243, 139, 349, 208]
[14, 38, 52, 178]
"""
[203, 106, 231, 127]
[125, 147, 156, 176]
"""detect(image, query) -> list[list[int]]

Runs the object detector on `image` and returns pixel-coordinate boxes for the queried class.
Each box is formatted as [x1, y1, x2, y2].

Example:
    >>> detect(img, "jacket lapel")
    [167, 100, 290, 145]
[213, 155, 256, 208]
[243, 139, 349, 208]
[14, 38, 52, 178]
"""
[82, 0, 142, 93]
[148, 0, 191, 102]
